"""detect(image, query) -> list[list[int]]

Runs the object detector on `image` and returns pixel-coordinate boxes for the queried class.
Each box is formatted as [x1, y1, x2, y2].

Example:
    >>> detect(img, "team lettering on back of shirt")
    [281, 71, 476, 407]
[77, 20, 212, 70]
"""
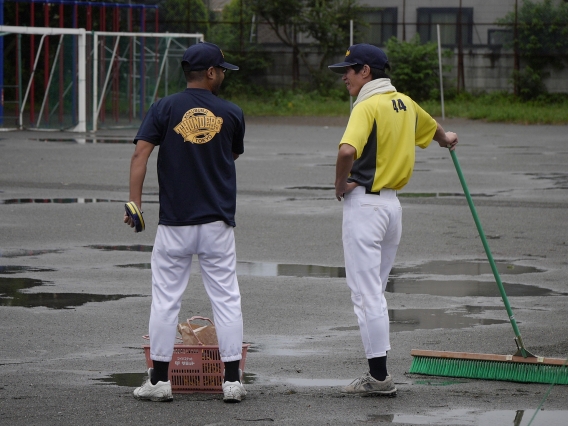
[174, 107, 224, 144]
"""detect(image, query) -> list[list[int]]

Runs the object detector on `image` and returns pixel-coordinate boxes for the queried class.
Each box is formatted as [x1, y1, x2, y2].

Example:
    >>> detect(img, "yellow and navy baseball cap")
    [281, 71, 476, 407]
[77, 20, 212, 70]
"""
[181, 41, 239, 71]
[328, 43, 390, 74]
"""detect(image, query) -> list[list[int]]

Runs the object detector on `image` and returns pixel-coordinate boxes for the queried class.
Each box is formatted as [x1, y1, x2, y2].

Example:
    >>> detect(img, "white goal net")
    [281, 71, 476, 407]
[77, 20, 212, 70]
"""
[92, 31, 204, 132]
[0, 25, 87, 132]
[0, 25, 203, 132]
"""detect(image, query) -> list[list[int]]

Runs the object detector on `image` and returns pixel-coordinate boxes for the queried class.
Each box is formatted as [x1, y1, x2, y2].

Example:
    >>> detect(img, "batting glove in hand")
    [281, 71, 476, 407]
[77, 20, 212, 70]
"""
[124, 201, 145, 233]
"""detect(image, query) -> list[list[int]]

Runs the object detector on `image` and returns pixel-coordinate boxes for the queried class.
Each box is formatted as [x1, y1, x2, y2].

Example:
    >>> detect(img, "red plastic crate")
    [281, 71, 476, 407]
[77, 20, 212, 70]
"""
[143, 344, 250, 394]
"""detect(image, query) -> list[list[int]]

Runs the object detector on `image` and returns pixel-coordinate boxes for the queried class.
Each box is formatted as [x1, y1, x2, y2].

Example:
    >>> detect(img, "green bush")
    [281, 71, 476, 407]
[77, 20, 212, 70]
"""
[498, 0, 568, 99]
[208, 0, 272, 97]
[385, 35, 451, 102]
[512, 66, 548, 101]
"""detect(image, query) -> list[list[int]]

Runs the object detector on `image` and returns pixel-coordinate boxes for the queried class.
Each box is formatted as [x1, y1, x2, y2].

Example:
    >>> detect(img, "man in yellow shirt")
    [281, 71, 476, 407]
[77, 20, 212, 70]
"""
[329, 43, 458, 396]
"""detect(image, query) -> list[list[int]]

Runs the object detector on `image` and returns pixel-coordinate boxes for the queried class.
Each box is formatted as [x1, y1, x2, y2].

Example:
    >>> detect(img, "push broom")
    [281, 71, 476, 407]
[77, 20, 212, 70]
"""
[409, 149, 568, 384]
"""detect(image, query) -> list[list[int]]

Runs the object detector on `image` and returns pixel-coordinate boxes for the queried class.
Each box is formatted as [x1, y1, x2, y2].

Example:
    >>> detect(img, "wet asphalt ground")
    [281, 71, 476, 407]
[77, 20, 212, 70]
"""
[0, 117, 567, 425]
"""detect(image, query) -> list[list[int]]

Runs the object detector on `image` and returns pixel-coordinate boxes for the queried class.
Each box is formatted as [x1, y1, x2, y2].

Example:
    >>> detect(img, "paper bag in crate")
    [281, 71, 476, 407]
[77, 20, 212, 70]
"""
[177, 316, 219, 346]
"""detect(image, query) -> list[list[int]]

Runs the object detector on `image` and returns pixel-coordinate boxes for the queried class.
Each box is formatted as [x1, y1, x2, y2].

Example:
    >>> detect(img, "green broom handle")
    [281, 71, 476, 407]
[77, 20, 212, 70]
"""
[449, 149, 533, 358]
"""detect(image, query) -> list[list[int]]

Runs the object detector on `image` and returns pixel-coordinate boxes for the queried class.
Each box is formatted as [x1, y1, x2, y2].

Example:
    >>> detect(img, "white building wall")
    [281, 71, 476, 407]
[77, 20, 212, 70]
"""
[252, 0, 568, 93]
[357, 0, 518, 45]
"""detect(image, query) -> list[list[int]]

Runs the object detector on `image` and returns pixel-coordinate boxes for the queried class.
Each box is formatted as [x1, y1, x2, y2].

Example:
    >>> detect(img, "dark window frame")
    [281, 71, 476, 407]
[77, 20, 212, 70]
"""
[357, 7, 398, 46]
[487, 29, 513, 47]
[416, 7, 473, 47]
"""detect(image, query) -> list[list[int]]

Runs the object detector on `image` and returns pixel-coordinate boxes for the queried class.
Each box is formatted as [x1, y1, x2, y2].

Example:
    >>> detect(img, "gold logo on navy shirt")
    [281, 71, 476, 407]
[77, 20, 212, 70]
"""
[174, 108, 223, 144]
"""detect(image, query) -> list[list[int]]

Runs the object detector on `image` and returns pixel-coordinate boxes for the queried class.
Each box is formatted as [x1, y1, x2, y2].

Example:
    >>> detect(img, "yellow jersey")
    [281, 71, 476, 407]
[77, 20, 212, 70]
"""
[339, 91, 437, 192]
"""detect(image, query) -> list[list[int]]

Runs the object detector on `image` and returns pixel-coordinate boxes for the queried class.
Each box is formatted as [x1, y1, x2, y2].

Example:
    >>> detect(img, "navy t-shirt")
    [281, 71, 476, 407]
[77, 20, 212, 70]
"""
[134, 88, 245, 227]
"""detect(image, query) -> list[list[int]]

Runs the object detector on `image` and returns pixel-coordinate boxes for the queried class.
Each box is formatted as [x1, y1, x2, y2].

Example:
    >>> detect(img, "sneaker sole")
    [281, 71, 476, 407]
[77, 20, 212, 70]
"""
[341, 388, 397, 397]
[134, 394, 173, 402]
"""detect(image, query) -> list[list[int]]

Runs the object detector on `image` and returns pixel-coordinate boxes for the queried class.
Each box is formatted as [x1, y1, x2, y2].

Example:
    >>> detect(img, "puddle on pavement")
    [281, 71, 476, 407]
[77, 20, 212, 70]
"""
[106, 252, 534, 277]
[330, 307, 508, 332]
[0, 276, 143, 309]
[117, 263, 152, 269]
[385, 278, 564, 297]
[525, 172, 568, 189]
[0, 265, 55, 274]
[0, 249, 63, 258]
[115, 260, 553, 299]
[32, 138, 132, 144]
[96, 373, 146, 387]
[242, 372, 256, 384]
[391, 260, 543, 276]
[0, 198, 123, 204]
[88, 244, 154, 252]
[118, 261, 342, 275]
[362, 409, 568, 425]
[388, 306, 510, 333]
[237, 261, 346, 278]
[236, 260, 542, 279]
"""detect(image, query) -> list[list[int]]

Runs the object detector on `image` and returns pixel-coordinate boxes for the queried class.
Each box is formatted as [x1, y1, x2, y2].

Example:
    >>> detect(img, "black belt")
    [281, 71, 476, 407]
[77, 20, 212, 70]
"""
[365, 188, 396, 196]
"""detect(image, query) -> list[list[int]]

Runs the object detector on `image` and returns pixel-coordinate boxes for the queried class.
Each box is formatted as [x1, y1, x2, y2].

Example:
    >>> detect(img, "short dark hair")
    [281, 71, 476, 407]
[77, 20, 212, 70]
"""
[182, 62, 207, 82]
[352, 64, 390, 80]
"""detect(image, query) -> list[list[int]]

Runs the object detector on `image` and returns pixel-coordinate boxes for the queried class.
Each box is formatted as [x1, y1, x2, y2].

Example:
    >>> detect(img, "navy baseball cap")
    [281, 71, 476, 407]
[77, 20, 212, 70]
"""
[328, 44, 389, 74]
[181, 42, 239, 71]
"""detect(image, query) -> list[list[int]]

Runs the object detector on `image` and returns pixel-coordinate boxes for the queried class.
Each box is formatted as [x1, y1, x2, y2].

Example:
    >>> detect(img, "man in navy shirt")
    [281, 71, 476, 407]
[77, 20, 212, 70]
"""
[125, 42, 246, 403]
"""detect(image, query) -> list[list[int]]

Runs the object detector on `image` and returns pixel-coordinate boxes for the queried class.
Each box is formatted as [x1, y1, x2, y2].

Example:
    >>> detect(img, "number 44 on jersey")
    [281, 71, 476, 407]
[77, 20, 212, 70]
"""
[392, 99, 407, 113]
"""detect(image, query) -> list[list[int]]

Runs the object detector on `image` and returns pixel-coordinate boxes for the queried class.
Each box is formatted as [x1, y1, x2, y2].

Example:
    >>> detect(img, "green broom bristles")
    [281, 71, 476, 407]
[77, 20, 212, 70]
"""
[424, 151, 568, 386]
[410, 355, 568, 385]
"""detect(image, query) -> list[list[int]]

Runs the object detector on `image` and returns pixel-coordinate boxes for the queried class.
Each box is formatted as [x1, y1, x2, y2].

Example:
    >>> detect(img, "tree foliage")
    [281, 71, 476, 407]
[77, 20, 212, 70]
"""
[303, 1, 364, 68]
[498, 0, 568, 99]
[249, 0, 304, 45]
[158, 0, 210, 35]
[208, 0, 272, 96]
[385, 36, 450, 102]
[249, 0, 363, 92]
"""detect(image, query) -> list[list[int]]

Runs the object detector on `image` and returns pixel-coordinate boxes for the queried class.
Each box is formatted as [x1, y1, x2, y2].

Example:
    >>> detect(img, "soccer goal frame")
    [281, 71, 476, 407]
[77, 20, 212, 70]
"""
[0, 25, 87, 132]
[91, 31, 204, 132]
[0, 26, 203, 132]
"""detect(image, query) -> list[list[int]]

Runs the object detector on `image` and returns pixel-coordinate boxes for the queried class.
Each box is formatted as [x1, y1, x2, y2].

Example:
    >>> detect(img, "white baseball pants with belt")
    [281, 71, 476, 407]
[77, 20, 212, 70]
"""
[148, 221, 243, 363]
[342, 186, 402, 358]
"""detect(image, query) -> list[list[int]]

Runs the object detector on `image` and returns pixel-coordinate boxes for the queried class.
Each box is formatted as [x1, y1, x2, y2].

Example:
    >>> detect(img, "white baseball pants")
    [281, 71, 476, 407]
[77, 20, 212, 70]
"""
[342, 186, 402, 358]
[148, 221, 243, 363]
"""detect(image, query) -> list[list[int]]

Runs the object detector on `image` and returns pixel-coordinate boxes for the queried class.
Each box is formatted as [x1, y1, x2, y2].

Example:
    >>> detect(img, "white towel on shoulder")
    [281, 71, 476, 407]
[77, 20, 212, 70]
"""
[353, 78, 397, 106]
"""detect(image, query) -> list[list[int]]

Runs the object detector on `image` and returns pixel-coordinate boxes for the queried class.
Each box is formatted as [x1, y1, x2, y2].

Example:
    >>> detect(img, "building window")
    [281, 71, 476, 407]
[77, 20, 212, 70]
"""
[488, 29, 513, 47]
[417, 8, 473, 46]
[357, 7, 397, 46]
